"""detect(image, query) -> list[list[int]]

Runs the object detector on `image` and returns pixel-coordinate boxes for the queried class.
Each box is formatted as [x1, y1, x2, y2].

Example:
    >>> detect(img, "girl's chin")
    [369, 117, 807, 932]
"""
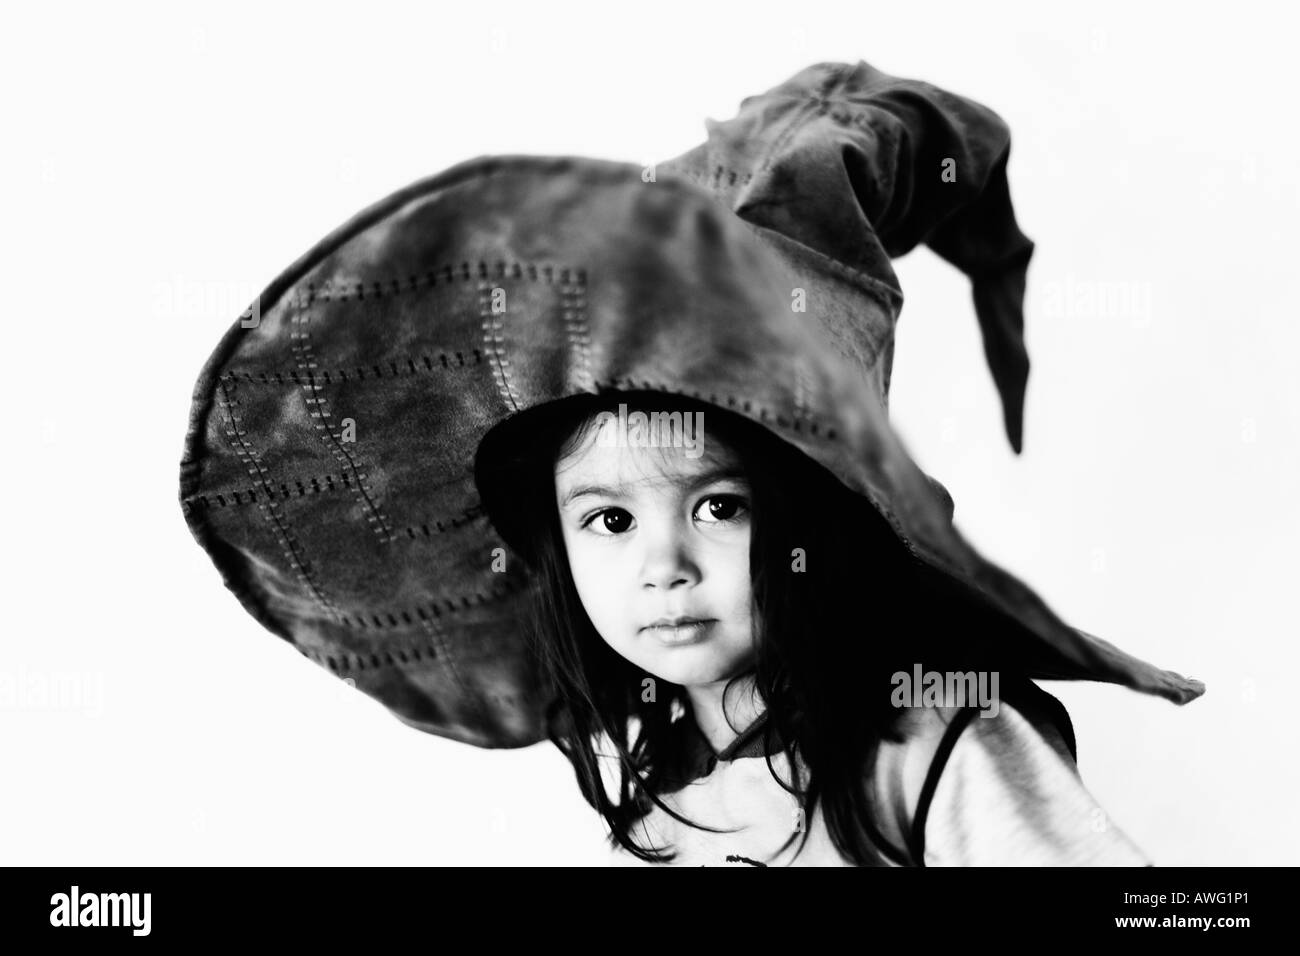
[640, 653, 744, 688]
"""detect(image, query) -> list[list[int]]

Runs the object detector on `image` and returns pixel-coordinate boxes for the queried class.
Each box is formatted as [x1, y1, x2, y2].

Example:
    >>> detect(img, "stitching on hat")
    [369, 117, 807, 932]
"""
[291, 309, 397, 545]
[761, 105, 812, 173]
[293, 260, 583, 310]
[792, 359, 817, 429]
[215, 379, 343, 621]
[758, 64, 846, 174]
[718, 165, 749, 189]
[593, 377, 835, 441]
[181, 471, 359, 513]
[288, 577, 532, 674]
[303, 642, 441, 675]
[415, 612, 472, 701]
[181, 481, 487, 542]
[332, 575, 530, 633]
[404, 503, 487, 540]
[670, 166, 755, 191]
[217, 350, 487, 386]
[755, 226, 903, 309]
[708, 164, 753, 189]
[560, 277, 594, 392]
[480, 282, 521, 412]
[810, 252, 902, 310]
[412, 604, 505, 734]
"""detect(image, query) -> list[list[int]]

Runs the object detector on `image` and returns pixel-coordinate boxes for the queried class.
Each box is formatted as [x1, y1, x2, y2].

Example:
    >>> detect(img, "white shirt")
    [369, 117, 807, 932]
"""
[607, 694, 1152, 867]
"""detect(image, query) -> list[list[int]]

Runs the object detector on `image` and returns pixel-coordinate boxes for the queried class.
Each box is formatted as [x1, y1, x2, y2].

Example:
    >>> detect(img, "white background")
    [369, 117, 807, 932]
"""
[2, 0, 1294, 865]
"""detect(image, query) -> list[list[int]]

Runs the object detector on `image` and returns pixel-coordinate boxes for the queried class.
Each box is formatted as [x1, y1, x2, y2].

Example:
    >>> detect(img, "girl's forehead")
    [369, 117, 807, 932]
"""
[554, 434, 746, 502]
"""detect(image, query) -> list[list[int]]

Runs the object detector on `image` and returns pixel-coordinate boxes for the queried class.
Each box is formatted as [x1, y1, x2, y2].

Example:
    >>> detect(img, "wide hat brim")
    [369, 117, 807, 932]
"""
[179, 154, 1204, 750]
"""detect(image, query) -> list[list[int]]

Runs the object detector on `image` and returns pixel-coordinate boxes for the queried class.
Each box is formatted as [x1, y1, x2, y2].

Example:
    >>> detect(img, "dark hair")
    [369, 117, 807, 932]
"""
[475, 389, 1023, 865]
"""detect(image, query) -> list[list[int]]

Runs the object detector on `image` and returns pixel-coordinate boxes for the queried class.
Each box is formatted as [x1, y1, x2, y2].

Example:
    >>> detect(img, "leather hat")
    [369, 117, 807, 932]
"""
[178, 60, 1204, 749]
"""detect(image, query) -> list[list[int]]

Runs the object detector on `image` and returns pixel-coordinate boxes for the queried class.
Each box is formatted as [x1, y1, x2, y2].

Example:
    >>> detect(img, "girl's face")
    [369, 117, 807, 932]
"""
[554, 414, 757, 688]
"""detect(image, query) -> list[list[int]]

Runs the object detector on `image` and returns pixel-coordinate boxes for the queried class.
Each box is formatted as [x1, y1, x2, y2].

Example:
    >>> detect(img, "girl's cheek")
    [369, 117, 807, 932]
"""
[568, 544, 623, 592]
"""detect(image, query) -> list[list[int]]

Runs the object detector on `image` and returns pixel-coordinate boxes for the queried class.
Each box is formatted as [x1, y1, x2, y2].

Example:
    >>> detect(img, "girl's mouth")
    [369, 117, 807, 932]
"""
[644, 619, 716, 646]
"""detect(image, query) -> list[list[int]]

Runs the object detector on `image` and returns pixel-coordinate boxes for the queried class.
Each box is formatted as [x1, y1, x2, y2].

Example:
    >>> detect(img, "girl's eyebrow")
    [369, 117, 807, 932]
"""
[559, 466, 748, 509]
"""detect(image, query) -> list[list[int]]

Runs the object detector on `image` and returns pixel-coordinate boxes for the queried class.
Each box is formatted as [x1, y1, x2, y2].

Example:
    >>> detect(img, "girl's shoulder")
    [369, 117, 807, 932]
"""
[869, 702, 972, 858]
[871, 690, 1152, 866]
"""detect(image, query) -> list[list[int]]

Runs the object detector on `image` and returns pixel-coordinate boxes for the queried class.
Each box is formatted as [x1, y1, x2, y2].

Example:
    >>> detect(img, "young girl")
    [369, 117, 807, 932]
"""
[475, 389, 1158, 867]
[181, 60, 1205, 868]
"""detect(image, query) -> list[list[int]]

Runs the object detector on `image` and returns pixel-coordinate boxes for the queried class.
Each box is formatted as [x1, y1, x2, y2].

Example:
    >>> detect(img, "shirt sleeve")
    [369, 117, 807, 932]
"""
[921, 700, 1154, 866]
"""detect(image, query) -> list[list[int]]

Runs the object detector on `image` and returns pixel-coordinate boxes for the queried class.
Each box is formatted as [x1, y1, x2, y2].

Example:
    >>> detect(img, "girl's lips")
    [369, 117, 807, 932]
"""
[644, 619, 715, 646]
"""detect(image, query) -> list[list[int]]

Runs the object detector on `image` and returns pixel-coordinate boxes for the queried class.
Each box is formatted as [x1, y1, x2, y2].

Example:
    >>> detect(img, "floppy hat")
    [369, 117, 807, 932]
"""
[178, 60, 1205, 751]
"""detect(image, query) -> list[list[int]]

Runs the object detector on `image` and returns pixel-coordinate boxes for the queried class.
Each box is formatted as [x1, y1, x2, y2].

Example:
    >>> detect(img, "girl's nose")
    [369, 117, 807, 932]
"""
[638, 524, 701, 591]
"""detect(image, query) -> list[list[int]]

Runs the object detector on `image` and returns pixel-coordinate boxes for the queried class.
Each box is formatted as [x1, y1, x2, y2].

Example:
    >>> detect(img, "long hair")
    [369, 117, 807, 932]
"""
[475, 389, 1031, 865]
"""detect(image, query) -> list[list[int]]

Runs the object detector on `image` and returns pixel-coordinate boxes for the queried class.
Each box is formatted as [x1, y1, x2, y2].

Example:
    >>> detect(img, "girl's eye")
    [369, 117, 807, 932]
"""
[581, 508, 634, 536]
[694, 494, 749, 524]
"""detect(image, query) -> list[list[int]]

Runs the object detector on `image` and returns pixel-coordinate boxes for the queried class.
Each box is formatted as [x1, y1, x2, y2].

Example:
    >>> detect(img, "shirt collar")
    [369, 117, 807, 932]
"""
[657, 708, 786, 794]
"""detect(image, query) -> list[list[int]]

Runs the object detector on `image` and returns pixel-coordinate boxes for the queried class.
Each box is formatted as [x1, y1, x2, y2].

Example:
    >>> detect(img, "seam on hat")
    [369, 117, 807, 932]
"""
[560, 276, 594, 392]
[303, 640, 441, 674]
[401, 505, 488, 541]
[182, 471, 363, 512]
[415, 612, 476, 714]
[668, 165, 756, 192]
[758, 61, 848, 173]
[215, 378, 343, 622]
[712, 166, 753, 189]
[751, 224, 903, 309]
[291, 308, 397, 545]
[183, 482, 487, 540]
[327, 575, 530, 632]
[481, 282, 521, 412]
[791, 358, 817, 428]
[299, 260, 583, 309]
[413, 610, 502, 740]
[217, 350, 487, 386]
